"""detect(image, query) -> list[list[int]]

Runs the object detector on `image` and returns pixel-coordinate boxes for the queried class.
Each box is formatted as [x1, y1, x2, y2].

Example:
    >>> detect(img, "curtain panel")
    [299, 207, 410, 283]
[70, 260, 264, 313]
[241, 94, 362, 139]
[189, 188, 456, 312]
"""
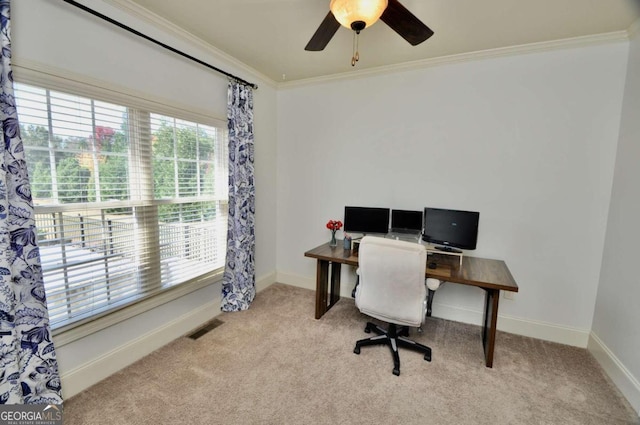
[0, 0, 62, 404]
[221, 81, 256, 312]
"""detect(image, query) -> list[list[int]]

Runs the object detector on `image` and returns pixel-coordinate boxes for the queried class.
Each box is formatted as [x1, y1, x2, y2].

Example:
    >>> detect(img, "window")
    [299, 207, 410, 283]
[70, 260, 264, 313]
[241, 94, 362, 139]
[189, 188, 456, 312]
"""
[14, 82, 228, 331]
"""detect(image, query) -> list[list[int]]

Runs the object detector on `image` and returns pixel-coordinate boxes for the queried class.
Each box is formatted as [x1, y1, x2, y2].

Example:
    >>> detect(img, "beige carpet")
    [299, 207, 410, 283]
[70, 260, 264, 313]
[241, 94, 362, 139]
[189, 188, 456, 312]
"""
[63, 283, 639, 425]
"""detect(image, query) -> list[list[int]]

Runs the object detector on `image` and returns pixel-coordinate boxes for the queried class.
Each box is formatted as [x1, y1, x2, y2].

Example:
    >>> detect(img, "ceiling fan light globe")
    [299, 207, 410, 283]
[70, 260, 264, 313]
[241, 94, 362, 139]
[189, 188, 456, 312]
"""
[329, 0, 388, 30]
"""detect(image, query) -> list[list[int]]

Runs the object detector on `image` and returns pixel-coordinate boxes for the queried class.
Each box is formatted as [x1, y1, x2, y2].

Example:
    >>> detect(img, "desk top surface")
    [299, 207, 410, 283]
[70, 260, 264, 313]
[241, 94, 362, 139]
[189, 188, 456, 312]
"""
[304, 241, 519, 292]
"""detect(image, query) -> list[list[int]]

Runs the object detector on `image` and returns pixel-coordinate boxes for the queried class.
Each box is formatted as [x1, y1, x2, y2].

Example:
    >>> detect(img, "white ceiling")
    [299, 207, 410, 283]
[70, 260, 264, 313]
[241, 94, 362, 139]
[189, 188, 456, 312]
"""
[121, 0, 640, 83]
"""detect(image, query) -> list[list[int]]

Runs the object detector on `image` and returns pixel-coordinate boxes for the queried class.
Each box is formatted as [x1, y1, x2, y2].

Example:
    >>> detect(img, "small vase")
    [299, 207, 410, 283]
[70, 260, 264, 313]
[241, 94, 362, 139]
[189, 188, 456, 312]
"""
[329, 231, 337, 247]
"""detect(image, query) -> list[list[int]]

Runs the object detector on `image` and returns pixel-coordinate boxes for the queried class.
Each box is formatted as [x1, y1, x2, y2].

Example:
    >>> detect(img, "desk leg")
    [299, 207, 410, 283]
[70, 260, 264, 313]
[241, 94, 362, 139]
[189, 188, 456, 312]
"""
[315, 260, 342, 319]
[329, 262, 341, 309]
[482, 289, 500, 368]
[315, 260, 329, 319]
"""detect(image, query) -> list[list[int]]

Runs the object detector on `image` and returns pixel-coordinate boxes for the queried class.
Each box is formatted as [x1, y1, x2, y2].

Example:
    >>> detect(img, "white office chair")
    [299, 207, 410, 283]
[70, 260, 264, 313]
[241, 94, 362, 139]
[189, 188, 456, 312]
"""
[354, 236, 432, 376]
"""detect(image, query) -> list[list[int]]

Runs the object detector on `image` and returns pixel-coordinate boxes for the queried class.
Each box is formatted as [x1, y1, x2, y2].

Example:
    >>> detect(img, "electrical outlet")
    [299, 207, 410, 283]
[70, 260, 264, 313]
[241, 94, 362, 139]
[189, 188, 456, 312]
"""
[503, 291, 515, 300]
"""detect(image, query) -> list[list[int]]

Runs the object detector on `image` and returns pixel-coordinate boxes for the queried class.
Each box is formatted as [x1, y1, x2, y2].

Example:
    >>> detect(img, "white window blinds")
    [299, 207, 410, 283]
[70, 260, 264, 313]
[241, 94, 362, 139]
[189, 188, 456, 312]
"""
[14, 82, 228, 330]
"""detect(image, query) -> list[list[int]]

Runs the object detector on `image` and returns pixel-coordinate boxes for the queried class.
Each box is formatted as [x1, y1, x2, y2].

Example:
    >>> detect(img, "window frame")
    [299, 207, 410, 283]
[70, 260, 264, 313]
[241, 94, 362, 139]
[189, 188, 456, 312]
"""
[13, 63, 228, 347]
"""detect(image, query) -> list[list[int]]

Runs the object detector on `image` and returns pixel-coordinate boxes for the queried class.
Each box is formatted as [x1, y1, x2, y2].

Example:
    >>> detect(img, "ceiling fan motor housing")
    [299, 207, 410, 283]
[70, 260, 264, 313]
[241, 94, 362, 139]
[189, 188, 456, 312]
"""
[305, 0, 434, 52]
[330, 0, 388, 30]
[351, 20, 366, 32]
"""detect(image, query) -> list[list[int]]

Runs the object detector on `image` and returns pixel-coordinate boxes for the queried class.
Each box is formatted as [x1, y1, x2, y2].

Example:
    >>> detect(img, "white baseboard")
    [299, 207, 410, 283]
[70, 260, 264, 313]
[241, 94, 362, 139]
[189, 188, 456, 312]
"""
[277, 271, 316, 291]
[276, 271, 358, 298]
[60, 298, 220, 399]
[429, 302, 484, 328]
[256, 272, 277, 293]
[496, 313, 590, 347]
[418, 301, 590, 347]
[277, 273, 590, 347]
[61, 272, 277, 399]
[588, 332, 640, 415]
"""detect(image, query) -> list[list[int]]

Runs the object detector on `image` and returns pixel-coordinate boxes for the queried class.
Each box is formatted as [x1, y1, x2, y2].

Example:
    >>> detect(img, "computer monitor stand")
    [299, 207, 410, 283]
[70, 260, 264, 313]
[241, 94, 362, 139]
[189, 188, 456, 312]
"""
[434, 245, 462, 254]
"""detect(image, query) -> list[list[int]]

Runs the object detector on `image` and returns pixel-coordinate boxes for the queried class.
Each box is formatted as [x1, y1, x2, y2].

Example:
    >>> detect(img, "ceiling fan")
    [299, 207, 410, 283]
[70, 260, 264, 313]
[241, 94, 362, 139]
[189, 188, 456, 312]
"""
[305, 0, 434, 63]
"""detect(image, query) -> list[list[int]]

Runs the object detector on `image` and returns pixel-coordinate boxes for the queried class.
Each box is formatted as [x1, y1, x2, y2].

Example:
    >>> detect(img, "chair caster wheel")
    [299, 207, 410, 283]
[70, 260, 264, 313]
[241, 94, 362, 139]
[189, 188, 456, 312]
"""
[354, 347, 361, 355]
[393, 368, 400, 376]
[424, 353, 431, 362]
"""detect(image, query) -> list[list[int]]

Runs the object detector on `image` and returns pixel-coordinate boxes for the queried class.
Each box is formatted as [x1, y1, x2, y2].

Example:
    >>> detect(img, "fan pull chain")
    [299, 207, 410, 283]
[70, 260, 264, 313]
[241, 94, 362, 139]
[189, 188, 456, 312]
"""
[351, 31, 360, 66]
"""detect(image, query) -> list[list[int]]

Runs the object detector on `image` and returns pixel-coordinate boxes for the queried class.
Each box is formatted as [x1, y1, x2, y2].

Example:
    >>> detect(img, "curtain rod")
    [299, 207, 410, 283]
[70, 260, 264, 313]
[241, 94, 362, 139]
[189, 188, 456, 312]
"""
[61, 0, 258, 90]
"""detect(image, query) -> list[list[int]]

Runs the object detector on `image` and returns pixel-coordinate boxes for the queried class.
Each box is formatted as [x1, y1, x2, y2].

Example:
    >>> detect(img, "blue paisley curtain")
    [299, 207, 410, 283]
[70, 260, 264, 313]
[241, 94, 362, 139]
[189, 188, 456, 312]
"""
[0, 1, 62, 404]
[221, 80, 255, 312]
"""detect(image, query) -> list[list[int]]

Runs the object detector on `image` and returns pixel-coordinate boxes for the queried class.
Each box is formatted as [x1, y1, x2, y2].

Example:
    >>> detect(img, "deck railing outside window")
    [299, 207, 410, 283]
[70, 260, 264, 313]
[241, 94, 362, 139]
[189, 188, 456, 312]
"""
[15, 82, 228, 330]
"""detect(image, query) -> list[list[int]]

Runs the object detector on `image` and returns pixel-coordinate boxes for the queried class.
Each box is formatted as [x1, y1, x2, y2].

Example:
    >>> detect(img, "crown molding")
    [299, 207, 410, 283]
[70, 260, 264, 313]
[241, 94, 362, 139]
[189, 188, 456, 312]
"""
[101, 0, 277, 89]
[278, 30, 630, 90]
[80, 1, 638, 90]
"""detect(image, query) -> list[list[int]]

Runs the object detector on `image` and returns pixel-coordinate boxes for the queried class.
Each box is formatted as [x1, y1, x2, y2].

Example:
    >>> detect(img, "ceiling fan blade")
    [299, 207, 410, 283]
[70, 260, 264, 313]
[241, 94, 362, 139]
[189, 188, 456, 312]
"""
[381, 0, 434, 46]
[305, 12, 341, 51]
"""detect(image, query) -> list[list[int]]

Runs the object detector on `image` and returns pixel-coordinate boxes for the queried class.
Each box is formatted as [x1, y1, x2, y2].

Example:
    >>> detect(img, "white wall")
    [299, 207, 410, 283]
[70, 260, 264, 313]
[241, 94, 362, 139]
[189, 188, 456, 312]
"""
[12, 0, 278, 398]
[10, 0, 637, 407]
[277, 42, 628, 343]
[590, 26, 640, 414]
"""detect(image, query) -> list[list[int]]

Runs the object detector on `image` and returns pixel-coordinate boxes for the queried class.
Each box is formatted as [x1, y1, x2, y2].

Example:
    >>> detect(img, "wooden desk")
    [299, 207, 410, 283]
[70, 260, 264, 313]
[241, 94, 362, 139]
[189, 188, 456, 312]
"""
[304, 241, 519, 368]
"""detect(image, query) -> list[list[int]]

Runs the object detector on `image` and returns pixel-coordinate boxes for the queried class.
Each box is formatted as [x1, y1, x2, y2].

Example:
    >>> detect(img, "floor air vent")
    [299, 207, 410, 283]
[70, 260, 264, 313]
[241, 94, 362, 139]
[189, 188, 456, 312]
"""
[187, 318, 224, 340]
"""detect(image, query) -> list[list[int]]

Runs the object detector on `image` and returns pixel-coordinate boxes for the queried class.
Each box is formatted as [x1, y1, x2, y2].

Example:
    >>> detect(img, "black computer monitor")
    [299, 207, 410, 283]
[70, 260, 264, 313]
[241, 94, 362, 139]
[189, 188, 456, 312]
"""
[423, 207, 480, 252]
[344, 206, 390, 234]
[390, 209, 423, 233]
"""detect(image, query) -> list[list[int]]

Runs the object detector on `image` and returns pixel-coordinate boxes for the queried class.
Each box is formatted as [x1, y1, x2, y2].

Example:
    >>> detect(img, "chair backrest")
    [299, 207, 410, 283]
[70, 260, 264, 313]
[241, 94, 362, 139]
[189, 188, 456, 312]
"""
[355, 236, 427, 327]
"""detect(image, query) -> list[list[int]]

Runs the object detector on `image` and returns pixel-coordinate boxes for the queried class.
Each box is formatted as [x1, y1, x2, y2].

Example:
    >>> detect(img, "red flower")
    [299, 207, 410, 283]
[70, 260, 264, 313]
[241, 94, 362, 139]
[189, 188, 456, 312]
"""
[326, 220, 343, 231]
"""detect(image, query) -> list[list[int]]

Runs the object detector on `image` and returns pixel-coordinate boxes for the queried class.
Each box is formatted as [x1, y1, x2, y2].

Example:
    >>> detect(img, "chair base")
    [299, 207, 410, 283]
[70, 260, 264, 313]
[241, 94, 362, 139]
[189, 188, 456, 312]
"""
[354, 322, 432, 376]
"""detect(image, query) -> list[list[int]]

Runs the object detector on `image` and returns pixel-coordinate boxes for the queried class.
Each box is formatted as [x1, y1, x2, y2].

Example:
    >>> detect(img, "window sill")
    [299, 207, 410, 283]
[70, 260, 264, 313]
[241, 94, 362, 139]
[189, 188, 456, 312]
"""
[51, 271, 223, 348]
